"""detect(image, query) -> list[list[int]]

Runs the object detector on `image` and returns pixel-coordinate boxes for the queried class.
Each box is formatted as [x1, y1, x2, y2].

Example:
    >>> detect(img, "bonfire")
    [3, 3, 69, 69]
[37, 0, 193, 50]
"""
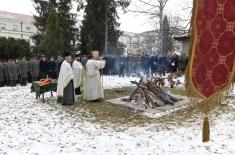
[123, 76, 181, 109]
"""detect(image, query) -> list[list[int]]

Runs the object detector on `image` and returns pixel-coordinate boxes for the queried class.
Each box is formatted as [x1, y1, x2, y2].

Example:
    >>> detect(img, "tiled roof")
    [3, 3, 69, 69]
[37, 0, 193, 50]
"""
[0, 10, 33, 22]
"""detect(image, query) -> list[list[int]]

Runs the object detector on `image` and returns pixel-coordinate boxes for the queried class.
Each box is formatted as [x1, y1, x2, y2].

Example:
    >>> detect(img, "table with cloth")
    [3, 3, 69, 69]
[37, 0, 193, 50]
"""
[31, 80, 57, 103]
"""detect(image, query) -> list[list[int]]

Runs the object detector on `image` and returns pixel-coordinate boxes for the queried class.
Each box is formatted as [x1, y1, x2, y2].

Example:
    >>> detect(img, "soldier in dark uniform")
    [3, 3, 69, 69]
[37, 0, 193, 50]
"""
[178, 53, 188, 74]
[19, 57, 29, 86]
[0, 61, 5, 87]
[170, 53, 179, 74]
[141, 54, 150, 75]
[27, 58, 32, 83]
[128, 55, 135, 76]
[39, 55, 48, 79]
[119, 56, 125, 77]
[29, 57, 40, 82]
[55, 56, 63, 77]
[4, 60, 10, 86]
[150, 55, 158, 77]
[158, 53, 167, 76]
[134, 55, 142, 76]
[48, 57, 57, 79]
[104, 56, 112, 75]
[8, 59, 20, 87]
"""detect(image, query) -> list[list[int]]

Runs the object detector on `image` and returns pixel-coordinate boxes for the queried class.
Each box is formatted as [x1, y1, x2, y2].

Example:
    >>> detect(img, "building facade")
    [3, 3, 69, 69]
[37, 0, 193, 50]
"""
[119, 32, 138, 55]
[174, 35, 190, 56]
[0, 11, 36, 45]
[119, 30, 159, 56]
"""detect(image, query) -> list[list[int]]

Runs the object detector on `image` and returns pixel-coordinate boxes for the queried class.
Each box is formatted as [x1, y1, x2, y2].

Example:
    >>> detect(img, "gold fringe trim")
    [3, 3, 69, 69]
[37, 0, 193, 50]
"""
[202, 116, 210, 142]
[186, 0, 235, 101]
[185, 0, 197, 92]
[186, 0, 235, 100]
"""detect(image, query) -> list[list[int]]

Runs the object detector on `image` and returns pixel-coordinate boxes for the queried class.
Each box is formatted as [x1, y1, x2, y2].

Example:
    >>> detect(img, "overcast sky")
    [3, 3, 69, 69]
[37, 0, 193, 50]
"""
[0, 0, 192, 33]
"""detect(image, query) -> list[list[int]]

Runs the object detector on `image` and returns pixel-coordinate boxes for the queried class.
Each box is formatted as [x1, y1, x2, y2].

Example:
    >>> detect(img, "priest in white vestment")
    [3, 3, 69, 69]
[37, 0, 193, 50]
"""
[57, 52, 75, 105]
[72, 51, 84, 96]
[84, 51, 106, 101]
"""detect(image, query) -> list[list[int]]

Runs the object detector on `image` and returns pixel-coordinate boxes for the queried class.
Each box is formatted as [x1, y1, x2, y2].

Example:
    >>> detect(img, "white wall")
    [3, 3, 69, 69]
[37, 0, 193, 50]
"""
[0, 18, 36, 45]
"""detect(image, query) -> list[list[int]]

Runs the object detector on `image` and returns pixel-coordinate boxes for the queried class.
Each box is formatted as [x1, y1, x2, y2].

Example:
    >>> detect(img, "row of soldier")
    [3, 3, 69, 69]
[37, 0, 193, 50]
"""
[104, 52, 188, 77]
[0, 56, 64, 87]
[0, 52, 188, 87]
[1, 51, 105, 106]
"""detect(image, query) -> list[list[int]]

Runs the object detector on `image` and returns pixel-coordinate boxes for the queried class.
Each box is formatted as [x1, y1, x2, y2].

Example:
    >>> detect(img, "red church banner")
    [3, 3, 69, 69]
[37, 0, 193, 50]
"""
[189, 0, 235, 100]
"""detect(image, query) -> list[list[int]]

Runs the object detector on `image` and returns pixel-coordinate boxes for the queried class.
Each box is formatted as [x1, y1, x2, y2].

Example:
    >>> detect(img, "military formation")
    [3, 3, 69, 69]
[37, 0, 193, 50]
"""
[0, 52, 188, 88]
[104, 52, 188, 77]
[0, 56, 63, 87]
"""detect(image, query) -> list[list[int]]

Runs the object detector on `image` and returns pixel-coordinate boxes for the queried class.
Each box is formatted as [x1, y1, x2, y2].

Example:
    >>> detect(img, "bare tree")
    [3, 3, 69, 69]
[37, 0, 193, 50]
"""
[127, 0, 169, 53]
[141, 32, 158, 55]
[126, 0, 193, 54]
[140, 0, 169, 53]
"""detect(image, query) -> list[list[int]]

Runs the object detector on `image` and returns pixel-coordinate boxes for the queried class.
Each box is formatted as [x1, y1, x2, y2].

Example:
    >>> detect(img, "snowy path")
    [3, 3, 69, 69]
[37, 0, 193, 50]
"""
[0, 76, 235, 155]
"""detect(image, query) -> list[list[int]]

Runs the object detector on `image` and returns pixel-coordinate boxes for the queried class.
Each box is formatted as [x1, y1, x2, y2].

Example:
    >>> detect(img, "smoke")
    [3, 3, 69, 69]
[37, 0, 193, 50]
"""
[136, 71, 148, 83]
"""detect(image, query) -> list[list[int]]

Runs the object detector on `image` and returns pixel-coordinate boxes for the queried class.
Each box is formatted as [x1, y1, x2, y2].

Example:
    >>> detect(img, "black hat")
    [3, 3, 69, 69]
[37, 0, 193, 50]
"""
[75, 51, 81, 57]
[63, 51, 72, 57]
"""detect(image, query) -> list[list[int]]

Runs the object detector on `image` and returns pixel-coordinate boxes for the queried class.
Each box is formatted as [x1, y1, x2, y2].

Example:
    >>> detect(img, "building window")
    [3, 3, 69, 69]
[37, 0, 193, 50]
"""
[0, 23, 6, 30]
[26, 26, 31, 32]
[13, 25, 18, 31]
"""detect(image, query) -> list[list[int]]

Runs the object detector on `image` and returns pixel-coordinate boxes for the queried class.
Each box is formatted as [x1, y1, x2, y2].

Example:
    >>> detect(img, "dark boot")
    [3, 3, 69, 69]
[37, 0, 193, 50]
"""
[23, 78, 27, 86]
[20, 78, 24, 86]
[75, 87, 81, 95]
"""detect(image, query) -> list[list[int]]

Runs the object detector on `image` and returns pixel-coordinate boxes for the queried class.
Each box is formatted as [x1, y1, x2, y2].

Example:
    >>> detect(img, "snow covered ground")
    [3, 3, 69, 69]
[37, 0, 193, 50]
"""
[102, 75, 139, 89]
[102, 74, 186, 89]
[0, 76, 235, 155]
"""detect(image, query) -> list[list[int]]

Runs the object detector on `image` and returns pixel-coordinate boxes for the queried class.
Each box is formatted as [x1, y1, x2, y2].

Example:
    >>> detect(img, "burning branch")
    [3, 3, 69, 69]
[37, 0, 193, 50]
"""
[123, 77, 181, 109]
